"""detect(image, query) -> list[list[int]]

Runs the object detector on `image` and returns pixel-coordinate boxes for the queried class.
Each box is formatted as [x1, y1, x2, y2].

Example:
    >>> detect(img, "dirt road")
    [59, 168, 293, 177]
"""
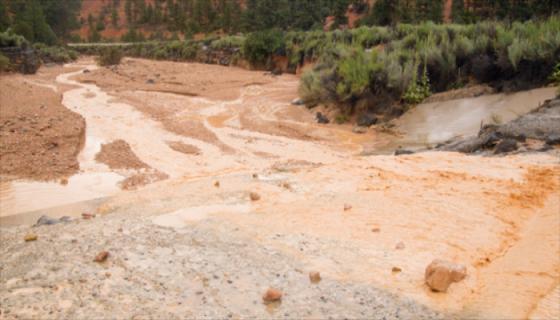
[1, 58, 559, 319]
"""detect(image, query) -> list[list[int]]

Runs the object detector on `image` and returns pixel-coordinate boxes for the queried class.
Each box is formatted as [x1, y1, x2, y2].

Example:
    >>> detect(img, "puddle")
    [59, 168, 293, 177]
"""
[0, 172, 123, 218]
[152, 204, 251, 228]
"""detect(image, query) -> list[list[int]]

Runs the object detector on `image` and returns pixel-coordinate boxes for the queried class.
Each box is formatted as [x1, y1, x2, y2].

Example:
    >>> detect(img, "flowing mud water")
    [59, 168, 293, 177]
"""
[1, 59, 559, 319]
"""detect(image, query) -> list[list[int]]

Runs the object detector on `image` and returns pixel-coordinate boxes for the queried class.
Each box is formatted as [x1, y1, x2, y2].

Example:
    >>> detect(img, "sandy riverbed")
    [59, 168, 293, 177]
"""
[0, 58, 558, 319]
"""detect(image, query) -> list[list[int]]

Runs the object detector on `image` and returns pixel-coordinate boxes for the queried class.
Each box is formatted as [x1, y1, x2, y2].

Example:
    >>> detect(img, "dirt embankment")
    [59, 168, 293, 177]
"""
[0, 67, 86, 181]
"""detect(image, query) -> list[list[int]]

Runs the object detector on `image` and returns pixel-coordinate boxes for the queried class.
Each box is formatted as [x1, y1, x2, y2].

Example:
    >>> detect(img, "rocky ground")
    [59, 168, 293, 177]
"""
[1, 58, 559, 319]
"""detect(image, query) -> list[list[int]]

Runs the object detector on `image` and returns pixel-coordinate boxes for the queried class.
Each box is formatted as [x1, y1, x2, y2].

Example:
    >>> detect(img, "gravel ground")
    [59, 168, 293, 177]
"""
[0, 211, 444, 319]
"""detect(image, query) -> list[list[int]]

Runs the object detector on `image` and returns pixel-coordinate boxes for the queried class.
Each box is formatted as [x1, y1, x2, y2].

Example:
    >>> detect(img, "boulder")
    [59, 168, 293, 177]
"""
[316, 112, 330, 124]
[357, 113, 378, 127]
[425, 259, 467, 292]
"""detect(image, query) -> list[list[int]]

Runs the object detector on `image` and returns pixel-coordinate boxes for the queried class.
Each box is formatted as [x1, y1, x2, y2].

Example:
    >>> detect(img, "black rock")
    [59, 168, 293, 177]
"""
[316, 112, 330, 124]
[394, 148, 415, 156]
[34, 215, 72, 227]
[494, 139, 518, 154]
[357, 113, 378, 127]
[83, 69, 90, 73]
[34, 215, 60, 227]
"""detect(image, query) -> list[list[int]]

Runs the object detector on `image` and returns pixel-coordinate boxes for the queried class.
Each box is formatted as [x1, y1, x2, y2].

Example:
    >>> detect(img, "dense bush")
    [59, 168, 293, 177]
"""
[97, 46, 123, 66]
[0, 29, 29, 48]
[242, 29, 284, 66]
[300, 16, 560, 112]
[33, 43, 78, 63]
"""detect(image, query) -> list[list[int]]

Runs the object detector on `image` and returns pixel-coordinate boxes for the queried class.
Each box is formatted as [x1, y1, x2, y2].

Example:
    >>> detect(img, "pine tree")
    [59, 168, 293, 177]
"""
[0, 1, 10, 31]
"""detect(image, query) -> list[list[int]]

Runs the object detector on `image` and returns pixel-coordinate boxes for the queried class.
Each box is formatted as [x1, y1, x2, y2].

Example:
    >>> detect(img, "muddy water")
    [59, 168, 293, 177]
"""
[0, 61, 555, 221]
[383, 87, 557, 151]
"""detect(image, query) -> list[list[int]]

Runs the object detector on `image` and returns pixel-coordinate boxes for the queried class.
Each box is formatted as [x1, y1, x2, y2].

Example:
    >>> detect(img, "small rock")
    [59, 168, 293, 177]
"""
[262, 288, 282, 303]
[24, 233, 38, 242]
[82, 213, 95, 219]
[34, 215, 59, 227]
[291, 98, 305, 106]
[214, 181, 220, 188]
[83, 69, 90, 73]
[309, 272, 321, 283]
[344, 204, 352, 211]
[494, 139, 518, 154]
[371, 227, 381, 233]
[352, 126, 367, 134]
[392, 267, 402, 273]
[146, 79, 155, 84]
[316, 112, 330, 124]
[250, 192, 261, 201]
[94, 251, 109, 263]
[60, 178, 68, 185]
[395, 242, 405, 250]
[252, 173, 258, 179]
[425, 259, 467, 292]
[395, 148, 414, 156]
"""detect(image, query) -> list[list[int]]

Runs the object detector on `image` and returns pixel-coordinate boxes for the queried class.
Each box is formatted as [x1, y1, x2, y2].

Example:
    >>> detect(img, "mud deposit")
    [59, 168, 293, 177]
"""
[1, 58, 559, 319]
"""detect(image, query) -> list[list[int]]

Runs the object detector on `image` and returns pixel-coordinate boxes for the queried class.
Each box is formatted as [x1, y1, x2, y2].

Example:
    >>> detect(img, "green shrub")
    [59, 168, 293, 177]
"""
[242, 29, 284, 66]
[0, 28, 28, 48]
[97, 47, 123, 66]
[403, 60, 431, 104]
[34, 44, 78, 64]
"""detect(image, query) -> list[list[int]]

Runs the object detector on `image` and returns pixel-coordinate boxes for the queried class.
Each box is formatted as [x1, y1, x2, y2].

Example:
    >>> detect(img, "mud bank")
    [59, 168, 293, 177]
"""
[0, 66, 85, 181]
